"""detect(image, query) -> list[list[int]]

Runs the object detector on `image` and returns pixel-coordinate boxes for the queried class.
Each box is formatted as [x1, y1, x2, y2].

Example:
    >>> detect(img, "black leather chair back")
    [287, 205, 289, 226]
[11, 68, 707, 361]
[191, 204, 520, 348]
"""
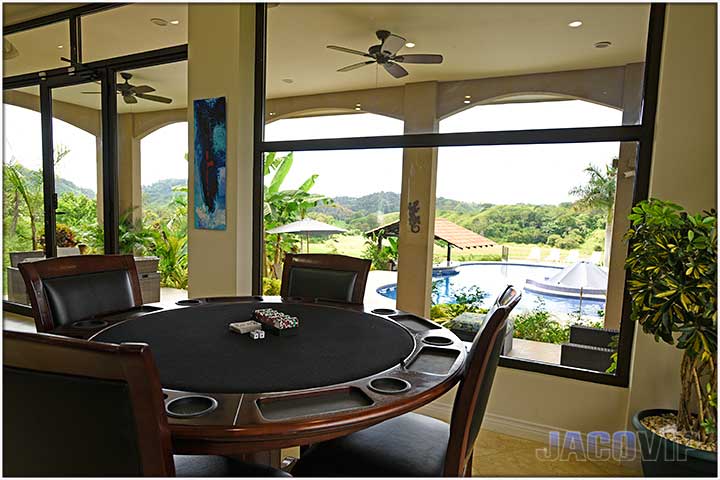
[3, 331, 174, 476]
[444, 285, 522, 476]
[43, 270, 137, 326]
[4, 366, 145, 476]
[18, 254, 143, 332]
[280, 254, 371, 304]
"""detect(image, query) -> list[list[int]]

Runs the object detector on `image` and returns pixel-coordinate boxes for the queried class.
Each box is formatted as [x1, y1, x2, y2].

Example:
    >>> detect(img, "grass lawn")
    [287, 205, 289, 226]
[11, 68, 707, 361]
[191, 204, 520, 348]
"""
[306, 234, 605, 265]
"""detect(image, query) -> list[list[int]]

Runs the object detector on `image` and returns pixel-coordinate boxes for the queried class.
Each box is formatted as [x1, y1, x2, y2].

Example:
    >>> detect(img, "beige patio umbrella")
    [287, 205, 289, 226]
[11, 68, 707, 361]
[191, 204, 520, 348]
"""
[266, 218, 347, 253]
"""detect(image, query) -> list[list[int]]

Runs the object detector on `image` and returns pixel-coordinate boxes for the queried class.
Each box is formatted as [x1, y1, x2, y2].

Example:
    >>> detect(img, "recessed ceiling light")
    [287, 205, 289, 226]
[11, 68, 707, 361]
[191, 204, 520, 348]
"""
[269, 112, 276, 116]
[169, 20, 180, 25]
[354, 103, 362, 111]
[463, 100, 471, 104]
[150, 17, 169, 26]
[568, 20, 583, 28]
[281, 78, 294, 84]
[594, 41, 612, 49]
[56, 45, 64, 49]
[464, 95, 471, 99]
[405, 42, 416, 48]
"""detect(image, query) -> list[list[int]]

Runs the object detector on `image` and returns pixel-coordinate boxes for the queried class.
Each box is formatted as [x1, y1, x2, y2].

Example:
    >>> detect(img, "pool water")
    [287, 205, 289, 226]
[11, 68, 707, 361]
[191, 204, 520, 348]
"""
[377, 262, 606, 319]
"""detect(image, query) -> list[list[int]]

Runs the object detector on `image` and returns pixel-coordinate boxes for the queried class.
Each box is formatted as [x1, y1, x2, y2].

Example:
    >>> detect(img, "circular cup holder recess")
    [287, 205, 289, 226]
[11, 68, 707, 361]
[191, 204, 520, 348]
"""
[165, 395, 218, 418]
[368, 377, 411, 394]
[372, 308, 397, 315]
[176, 299, 202, 306]
[422, 335, 454, 346]
[72, 319, 108, 329]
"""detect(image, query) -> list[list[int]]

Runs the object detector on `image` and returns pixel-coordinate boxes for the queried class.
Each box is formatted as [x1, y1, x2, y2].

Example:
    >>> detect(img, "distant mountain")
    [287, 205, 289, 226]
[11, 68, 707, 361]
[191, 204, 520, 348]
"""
[56, 177, 95, 198]
[4, 163, 96, 198]
[142, 178, 187, 209]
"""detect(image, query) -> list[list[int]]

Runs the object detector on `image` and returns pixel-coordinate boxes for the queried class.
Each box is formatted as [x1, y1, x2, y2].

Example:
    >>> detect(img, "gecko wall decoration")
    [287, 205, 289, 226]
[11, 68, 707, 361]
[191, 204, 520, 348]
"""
[408, 200, 421, 233]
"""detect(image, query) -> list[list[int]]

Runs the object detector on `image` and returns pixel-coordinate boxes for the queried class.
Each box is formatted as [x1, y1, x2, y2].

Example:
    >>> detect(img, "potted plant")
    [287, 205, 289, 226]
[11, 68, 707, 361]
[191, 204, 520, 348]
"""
[625, 199, 717, 476]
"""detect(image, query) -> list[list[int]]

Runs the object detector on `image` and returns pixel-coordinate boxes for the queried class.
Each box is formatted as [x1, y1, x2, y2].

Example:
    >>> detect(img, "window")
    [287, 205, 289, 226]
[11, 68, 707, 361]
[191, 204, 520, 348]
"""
[81, 4, 187, 62]
[3, 21, 70, 77]
[3, 89, 42, 305]
[265, 3, 649, 141]
[257, 4, 666, 385]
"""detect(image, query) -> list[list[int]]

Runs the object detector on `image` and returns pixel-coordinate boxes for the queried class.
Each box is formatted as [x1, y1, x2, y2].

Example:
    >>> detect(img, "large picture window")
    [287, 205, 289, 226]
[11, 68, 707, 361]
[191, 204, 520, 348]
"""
[255, 3, 666, 386]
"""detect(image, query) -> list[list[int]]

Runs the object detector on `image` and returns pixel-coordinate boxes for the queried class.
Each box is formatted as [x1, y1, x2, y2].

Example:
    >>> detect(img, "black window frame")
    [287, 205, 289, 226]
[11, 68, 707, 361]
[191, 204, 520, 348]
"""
[252, 3, 667, 387]
[2, 4, 187, 315]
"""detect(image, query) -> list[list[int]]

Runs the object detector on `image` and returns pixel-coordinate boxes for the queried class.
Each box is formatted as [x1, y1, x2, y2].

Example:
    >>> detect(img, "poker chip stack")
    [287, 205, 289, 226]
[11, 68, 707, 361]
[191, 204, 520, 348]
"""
[253, 308, 299, 335]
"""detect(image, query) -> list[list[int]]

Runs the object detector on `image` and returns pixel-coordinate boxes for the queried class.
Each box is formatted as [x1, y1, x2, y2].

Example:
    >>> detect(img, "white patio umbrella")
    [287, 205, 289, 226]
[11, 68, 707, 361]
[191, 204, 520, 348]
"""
[266, 218, 347, 253]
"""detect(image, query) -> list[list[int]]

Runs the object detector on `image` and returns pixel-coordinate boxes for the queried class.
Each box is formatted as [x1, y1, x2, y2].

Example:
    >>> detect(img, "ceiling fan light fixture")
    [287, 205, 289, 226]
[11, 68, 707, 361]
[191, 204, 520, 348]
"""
[568, 20, 583, 28]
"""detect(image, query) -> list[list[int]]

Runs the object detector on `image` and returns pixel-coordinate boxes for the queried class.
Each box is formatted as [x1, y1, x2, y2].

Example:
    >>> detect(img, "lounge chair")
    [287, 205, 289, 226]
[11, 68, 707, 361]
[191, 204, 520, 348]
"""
[545, 248, 561, 262]
[566, 250, 580, 263]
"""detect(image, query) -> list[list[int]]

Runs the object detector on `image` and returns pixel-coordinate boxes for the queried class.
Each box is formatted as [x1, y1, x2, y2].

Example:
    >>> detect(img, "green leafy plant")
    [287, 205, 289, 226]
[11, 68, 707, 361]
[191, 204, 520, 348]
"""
[625, 199, 717, 443]
[263, 152, 334, 278]
[512, 301, 570, 344]
[362, 232, 398, 270]
[430, 285, 489, 325]
[262, 277, 281, 295]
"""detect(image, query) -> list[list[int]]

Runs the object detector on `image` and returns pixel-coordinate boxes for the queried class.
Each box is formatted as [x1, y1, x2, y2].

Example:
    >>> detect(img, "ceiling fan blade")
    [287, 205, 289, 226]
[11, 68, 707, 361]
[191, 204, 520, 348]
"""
[383, 62, 408, 79]
[381, 34, 406, 56]
[132, 85, 155, 94]
[394, 54, 444, 64]
[123, 94, 138, 104]
[337, 60, 375, 72]
[327, 45, 371, 57]
[136, 93, 173, 104]
[81, 91, 102, 94]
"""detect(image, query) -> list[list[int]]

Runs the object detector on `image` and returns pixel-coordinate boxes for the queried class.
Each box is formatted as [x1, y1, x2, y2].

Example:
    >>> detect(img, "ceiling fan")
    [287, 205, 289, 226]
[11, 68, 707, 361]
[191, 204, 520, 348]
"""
[327, 30, 443, 79]
[82, 72, 172, 104]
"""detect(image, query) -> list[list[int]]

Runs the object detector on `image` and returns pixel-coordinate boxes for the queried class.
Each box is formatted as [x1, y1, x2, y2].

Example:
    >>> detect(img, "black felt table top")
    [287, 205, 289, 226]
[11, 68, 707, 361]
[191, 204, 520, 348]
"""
[94, 302, 415, 393]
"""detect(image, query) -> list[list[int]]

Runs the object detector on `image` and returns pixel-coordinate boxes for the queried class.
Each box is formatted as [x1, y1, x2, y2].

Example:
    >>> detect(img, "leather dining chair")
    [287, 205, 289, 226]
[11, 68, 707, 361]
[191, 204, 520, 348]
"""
[280, 253, 371, 305]
[3, 330, 290, 477]
[18, 254, 144, 333]
[291, 285, 522, 477]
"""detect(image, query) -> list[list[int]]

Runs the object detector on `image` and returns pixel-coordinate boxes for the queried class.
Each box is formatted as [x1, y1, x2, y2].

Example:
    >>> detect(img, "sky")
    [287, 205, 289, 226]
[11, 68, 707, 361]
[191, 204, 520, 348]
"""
[3, 99, 622, 205]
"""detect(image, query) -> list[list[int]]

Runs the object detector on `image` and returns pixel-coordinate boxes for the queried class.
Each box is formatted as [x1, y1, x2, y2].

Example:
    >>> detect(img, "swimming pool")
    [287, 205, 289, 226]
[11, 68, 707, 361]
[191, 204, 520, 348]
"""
[376, 262, 606, 319]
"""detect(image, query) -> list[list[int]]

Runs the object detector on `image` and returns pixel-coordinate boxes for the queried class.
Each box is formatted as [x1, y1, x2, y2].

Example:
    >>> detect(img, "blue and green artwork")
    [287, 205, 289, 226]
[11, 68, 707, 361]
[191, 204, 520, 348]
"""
[193, 96, 227, 230]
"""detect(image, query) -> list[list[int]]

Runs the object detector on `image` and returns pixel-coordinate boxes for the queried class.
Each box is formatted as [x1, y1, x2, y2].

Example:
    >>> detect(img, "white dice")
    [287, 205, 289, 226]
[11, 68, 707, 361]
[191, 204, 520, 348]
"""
[250, 329, 265, 340]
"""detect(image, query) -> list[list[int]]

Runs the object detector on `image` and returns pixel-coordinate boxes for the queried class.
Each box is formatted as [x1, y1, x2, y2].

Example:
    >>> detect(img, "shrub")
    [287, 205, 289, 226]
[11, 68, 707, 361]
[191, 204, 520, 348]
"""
[512, 301, 569, 344]
[55, 224, 77, 247]
[263, 277, 281, 295]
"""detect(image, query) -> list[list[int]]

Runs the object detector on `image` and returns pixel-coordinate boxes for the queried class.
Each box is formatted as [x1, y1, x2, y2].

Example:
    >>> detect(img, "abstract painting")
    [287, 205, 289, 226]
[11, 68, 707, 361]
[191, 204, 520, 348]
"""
[193, 97, 227, 230]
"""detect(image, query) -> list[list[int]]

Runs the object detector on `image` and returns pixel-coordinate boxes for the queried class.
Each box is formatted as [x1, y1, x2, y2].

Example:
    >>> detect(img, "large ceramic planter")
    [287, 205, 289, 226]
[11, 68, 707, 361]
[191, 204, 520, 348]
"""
[632, 409, 717, 477]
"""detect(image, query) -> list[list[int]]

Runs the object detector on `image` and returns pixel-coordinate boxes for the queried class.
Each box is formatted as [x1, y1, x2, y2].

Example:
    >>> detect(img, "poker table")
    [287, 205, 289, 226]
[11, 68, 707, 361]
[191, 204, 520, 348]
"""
[90, 297, 466, 457]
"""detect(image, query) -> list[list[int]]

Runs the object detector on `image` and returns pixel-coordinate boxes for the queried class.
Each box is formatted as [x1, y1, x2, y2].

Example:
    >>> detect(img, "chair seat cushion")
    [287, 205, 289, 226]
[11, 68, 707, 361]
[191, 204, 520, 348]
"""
[174, 455, 291, 477]
[292, 413, 449, 477]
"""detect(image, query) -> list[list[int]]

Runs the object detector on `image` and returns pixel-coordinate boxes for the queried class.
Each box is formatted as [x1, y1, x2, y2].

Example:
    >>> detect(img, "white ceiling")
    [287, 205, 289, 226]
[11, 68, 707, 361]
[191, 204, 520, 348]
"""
[5, 3, 650, 112]
[267, 3, 649, 98]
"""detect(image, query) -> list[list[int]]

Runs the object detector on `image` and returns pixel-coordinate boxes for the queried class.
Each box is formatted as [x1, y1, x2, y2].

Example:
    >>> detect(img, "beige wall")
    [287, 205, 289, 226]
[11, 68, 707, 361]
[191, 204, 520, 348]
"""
[187, 3, 256, 297]
[625, 2, 717, 425]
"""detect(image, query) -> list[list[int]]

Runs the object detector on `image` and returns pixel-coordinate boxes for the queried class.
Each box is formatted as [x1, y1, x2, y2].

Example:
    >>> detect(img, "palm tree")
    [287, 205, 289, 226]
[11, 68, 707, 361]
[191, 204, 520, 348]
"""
[569, 162, 618, 266]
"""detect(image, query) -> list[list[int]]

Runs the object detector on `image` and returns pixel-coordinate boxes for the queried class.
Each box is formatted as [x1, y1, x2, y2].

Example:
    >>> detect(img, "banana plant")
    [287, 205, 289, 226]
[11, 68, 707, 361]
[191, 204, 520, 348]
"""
[263, 152, 334, 278]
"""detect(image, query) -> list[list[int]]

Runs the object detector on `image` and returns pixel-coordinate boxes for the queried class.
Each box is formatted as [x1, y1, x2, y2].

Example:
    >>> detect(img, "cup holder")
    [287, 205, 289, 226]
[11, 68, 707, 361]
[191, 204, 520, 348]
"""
[372, 308, 397, 315]
[368, 377, 411, 394]
[422, 336, 454, 346]
[165, 395, 218, 418]
[176, 299, 202, 306]
[72, 319, 108, 329]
